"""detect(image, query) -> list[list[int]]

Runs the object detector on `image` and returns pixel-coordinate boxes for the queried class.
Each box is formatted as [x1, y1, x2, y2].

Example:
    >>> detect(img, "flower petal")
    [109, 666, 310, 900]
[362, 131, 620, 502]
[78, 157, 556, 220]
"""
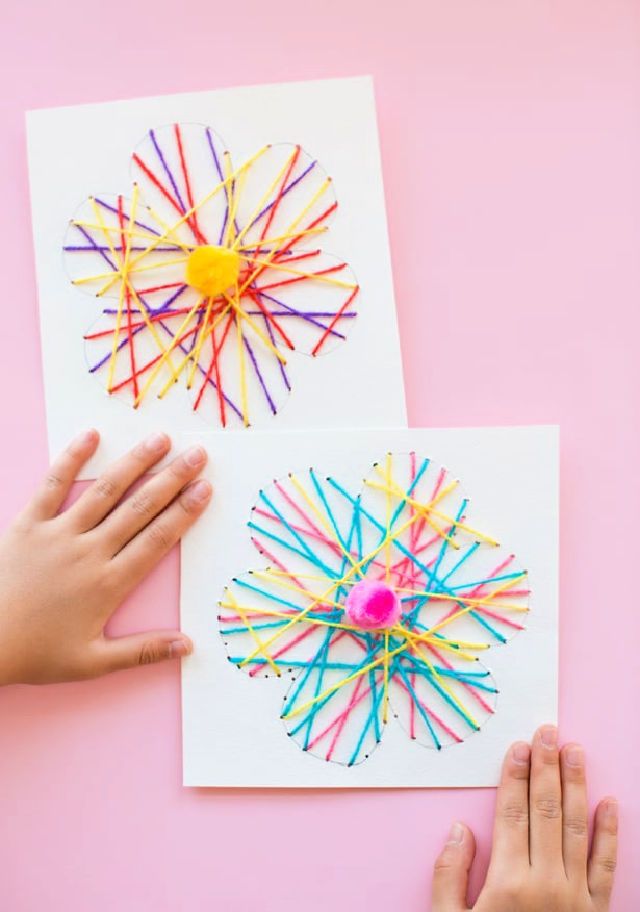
[131, 123, 230, 249]
[281, 627, 385, 765]
[231, 143, 338, 255]
[248, 469, 366, 581]
[389, 650, 498, 749]
[357, 453, 529, 648]
[184, 305, 292, 428]
[64, 194, 186, 302]
[83, 299, 205, 402]
[244, 250, 359, 356]
[219, 570, 338, 680]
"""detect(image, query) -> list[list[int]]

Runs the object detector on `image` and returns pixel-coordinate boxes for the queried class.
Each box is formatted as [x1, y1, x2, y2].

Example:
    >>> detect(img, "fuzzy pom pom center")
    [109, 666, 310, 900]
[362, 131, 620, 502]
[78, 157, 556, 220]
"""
[186, 245, 240, 297]
[344, 580, 401, 630]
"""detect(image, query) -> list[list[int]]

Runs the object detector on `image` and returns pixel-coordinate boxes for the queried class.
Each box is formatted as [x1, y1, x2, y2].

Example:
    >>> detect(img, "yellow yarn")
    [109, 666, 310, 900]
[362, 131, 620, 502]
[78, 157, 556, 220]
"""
[186, 245, 240, 296]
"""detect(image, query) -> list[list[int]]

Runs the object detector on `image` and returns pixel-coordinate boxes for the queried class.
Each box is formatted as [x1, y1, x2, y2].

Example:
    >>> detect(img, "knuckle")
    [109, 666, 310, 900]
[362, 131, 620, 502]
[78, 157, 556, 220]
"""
[132, 441, 151, 462]
[433, 851, 457, 874]
[508, 764, 531, 781]
[534, 795, 562, 820]
[564, 767, 585, 786]
[540, 749, 560, 766]
[597, 854, 617, 875]
[170, 458, 189, 480]
[499, 800, 528, 827]
[95, 476, 118, 500]
[561, 758, 585, 783]
[564, 816, 588, 839]
[178, 490, 198, 515]
[44, 472, 63, 490]
[147, 522, 171, 551]
[130, 490, 155, 518]
[138, 641, 166, 666]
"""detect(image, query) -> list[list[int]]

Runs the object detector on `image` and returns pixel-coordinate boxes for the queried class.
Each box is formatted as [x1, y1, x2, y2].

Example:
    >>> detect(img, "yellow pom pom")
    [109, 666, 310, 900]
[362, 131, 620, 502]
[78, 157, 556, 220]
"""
[186, 245, 240, 297]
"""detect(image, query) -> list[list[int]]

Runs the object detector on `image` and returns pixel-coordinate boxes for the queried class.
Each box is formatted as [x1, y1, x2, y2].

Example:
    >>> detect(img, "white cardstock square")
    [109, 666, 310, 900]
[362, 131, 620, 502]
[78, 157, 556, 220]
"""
[180, 425, 559, 788]
[27, 77, 406, 478]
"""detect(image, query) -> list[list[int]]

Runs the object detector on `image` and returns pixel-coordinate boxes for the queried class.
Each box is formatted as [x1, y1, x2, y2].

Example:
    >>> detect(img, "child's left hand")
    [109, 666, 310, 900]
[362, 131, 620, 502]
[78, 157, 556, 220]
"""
[0, 428, 212, 685]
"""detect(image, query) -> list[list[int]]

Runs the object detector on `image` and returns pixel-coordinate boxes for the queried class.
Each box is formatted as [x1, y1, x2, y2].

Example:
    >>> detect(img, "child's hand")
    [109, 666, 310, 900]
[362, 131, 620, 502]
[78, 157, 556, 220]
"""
[431, 725, 618, 911]
[0, 429, 212, 685]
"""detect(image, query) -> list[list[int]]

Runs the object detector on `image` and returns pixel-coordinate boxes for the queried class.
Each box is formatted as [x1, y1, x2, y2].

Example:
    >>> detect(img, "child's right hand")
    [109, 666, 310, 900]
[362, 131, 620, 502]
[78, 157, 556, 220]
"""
[431, 725, 618, 911]
[0, 429, 211, 685]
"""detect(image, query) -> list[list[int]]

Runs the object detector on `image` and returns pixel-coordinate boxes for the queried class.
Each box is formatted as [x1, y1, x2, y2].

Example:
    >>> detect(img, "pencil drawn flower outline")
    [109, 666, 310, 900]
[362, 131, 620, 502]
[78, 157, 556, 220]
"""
[63, 123, 359, 427]
[219, 452, 529, 766]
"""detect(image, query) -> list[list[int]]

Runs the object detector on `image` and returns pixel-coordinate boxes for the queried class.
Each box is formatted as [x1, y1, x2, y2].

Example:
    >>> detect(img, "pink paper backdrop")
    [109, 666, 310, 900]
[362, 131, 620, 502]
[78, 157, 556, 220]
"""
[0, 1, 638, 909]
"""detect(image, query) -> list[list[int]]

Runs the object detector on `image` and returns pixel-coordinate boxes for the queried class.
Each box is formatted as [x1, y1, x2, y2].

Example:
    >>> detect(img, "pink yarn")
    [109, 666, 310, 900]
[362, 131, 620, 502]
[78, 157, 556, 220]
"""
[344, 580, 402, 630]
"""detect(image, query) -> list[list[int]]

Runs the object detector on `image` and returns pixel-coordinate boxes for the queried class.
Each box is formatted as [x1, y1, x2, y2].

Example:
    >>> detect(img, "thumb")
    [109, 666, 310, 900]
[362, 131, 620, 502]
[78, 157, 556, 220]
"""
[94, 631, 193, 675]
[431, 822, 475, 912]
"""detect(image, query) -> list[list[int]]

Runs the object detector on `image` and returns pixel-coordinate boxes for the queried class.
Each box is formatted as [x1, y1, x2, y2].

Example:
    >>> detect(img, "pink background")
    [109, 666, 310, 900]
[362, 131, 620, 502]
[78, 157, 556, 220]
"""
[1, 1, 638, 909]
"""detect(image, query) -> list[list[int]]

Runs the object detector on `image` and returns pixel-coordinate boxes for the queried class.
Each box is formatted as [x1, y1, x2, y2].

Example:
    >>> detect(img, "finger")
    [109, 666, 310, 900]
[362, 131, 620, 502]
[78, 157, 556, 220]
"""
[560, 743, 589, 881]
[92, 631, 193, 676]
[529, 724, 563, 871]
[24, 429, 100, 520]
[588, 797, 618, 909]
[430, 822, 475, 912]
[67, 432, 171, 531]
[112, 478, 213, 588]
[99, 445, 208, 552]
[488, 741, 531, 873]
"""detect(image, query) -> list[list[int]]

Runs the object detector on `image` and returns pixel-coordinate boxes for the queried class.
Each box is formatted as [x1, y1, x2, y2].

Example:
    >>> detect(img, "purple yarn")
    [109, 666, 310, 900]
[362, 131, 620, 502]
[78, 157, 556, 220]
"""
[246, 159, 317, 236]
[157, 320, 244, 421]
[73, 224, 118, 272]
[252, 288, 351, 341]
[251, 288, 291, 393]
[149, 128, 187, 213]
[93, 197, 160, 237]
[243, 334, 277, 414]
[64, 244, 180, 254]
[89, 286, 190, 370]
[205, 127, 230, 246]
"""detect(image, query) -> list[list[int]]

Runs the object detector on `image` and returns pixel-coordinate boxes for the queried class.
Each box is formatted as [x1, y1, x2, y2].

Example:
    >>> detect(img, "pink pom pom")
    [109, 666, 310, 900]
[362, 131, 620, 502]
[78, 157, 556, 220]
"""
[344, 580, 402, 630]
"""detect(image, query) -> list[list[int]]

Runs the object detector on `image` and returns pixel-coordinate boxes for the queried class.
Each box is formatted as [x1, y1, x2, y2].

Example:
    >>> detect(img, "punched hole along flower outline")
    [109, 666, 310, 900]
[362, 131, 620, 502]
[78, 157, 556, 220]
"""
[219, 453, 530, 767]
[63, 123, 359, 428]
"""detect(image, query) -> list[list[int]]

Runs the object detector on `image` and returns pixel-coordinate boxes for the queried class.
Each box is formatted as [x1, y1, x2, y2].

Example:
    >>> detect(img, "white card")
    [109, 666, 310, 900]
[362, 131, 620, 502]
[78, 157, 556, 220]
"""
[26, 77, 406, 478]
[180, 425, 558, 788]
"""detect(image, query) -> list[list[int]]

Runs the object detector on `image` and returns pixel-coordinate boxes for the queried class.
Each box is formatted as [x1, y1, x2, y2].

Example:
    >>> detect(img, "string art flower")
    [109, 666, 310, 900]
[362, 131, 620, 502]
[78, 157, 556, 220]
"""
[219, 453, 530, 766]
[63, 123, 359, 427]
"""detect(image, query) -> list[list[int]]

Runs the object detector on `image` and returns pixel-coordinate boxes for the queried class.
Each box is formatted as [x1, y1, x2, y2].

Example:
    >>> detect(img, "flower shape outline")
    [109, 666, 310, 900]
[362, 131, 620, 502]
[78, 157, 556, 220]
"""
[219, 453, 530, 766]
[63, 123, 359, 428]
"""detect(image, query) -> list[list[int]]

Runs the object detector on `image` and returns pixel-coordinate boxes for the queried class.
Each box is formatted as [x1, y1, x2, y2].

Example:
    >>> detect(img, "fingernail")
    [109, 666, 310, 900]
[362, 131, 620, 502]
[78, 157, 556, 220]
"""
[184, 446, 206, 467]
[604, 798, 618, 821]
[169, 637, 193, 658]
[565, 745, 584, 767]
[446, 822, 464, 846]
[512, 742, 530, 765]
[540, 725, 557, 749]
[144, 432, 169, 454]
[186, 479, 212, 504]
[68, 428, 98, 455]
